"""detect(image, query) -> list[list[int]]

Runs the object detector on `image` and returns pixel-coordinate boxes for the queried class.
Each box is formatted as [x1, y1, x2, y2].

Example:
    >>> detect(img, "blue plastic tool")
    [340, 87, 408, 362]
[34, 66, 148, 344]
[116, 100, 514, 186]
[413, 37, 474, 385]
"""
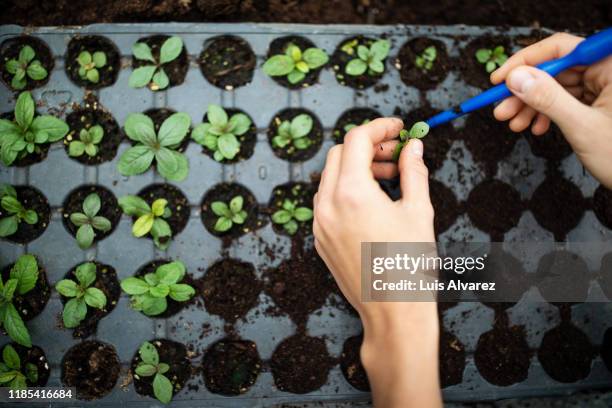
[426, 27, 612, 129]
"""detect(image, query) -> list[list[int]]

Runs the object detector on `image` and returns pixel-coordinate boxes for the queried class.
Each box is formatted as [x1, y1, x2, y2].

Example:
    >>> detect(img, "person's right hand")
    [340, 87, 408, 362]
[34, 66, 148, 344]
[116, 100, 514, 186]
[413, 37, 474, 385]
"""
[490, 32, 612, 188]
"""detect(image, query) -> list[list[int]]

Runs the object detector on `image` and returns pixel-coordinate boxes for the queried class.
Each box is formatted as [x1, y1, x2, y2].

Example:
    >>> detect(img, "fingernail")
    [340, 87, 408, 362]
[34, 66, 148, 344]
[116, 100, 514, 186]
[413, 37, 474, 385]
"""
[508, 68, 536, 93]
[410, 139, 423, 157]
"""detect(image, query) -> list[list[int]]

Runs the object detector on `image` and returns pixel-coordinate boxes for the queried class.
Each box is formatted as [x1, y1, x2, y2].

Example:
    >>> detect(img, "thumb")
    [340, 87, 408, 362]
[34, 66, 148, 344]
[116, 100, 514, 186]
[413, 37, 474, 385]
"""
[506, 66, 595, 135]
[398, 139, 431, 207]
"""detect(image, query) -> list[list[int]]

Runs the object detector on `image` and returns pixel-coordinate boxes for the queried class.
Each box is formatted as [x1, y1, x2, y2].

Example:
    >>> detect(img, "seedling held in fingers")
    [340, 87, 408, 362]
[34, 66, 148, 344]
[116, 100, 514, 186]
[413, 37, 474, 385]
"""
[0, 184, 38, 238]
[211, 195, 248, 232]
[415, 46, 437, 72]
[263, 42, 329, 84]
[272, 113, 313, 150]
[5, 45, 47, 90]
[119, 196, 172, 250]
[55, 262, 107, 328]
[129, 36, 183, 91]
[77, 51, 107, 83]
[475, 46, 508, 73]
[0, 254, 40, 347]
[120, 261, 195, 317]
[345, 39, 390, 77]
[134, 341, 174, 404]
[0, 344, 38, 389]
[191, 105, 251, 162]
[393, 121, 430, 161]
[0, 92, 69, 166]
[68, 125, 104, 158]
[271, 198, 313, 235]
[69, 192, 112, 249]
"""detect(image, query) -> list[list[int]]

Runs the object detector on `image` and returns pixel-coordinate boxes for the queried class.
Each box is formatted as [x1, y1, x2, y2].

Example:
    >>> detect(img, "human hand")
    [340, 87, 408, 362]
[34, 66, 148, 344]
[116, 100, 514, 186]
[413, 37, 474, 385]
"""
[491, 32, 612, 188]
[313, 118, 441, 407]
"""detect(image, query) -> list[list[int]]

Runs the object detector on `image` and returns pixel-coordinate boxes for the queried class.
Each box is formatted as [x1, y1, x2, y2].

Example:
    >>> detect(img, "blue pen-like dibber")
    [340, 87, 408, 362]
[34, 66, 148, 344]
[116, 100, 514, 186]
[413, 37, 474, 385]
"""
[426, 27, 612, 129]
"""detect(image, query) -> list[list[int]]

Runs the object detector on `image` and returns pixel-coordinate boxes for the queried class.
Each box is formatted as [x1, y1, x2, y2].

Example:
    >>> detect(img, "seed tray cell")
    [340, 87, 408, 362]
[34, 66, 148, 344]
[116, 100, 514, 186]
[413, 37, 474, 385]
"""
[1, 23, 612, 406]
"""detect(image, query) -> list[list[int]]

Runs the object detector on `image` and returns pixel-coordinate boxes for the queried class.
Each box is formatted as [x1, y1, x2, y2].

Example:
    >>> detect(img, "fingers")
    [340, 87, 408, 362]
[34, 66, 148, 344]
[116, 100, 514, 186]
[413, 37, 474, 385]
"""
[318, 144, 342, 201]
[531, 113, 551, 135]
[509, 105, 537, 132]
[398, 139, 431, 207]
[505, 66, 597, 136]
[374, 140, 399, 161]
[372, 162, 398, 179]
[340, 117, 403, 181]
[494, 96, 524, 121]
[491, 32, 584, 84]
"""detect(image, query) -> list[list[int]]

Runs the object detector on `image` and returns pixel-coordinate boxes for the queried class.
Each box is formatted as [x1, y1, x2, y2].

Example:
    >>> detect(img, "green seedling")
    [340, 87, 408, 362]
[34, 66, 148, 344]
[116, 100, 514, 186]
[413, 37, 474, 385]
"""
[211, 195, 247, 233]
[134, 341, 174, 404]
[0, 254, 39, 347]
[271, 199, 313, 235]
[191, 105, 251, 162]
[0, 344, 38, 389]
[343, 118, 370, 133]
[0, 91, 69, 166]
[119, 196, 172, 250]
[5, 45, 48, 90]
[0, 184, 38, 238]
[129, 36, 183, 90]
[263, 42, 329, 84]
[393, 121, 430, 161]
[117, 112, 190, 181]
[415, 46, 437, 72]
[121, 261, 195, 317]
[69, 192, 112, 249]
[345, 39, 390, 76]
[272, 114, 313, 150]
[77, 51, 106, 83]
[55, 262, 106, 328]
[475, 46, 508, 73]
[68, 125, 104, 158]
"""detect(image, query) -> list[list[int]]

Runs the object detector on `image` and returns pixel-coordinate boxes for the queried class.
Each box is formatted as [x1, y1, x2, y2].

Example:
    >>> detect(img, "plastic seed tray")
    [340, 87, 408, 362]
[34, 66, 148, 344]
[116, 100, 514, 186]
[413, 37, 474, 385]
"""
[1, 23, 612, 407]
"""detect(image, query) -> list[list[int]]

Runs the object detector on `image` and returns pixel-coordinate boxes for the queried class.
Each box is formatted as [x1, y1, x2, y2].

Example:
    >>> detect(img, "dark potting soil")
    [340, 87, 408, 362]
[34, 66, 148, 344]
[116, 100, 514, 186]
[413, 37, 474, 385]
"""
[602, 327, 612, 373]
[202, 338, 262, 396]
[1, 260, 50, 322]
[593, 184, 612, 230]
[396, 37, 451, 91]
[439, 330, 465, 388]
[65, 35, 120, 89]
[535, 250, 589, 305]
[132, 35, 188, 90]
[8, 343, 51, 386]
[59, 262, 120, 338]
[397, 106, 455, 172]
[429, 179, 460, 235]
[267, 108, 323, 162]
[0, 36, 54, 91]
[131, 339, 191, 400]
[137, 183, 190, 238]
[64, 97, 122, 165]
[199, 258, 261, 323]
[340, 335, 370, 391]
[264, 251, 334, 325]
[0, 112, 49, 167]
[201, 183, 262, 240]
[199, 35, 255, 90]
[460, 35, 513, 89]
[524, 123, 573, 162]
[474, 249, 528, 309]
[332, 107, 381, 144]
[332, 35, 388, 89]
[61, 184, 121, 243]
[270, 334, 333, 394]
[135, 260, 196, 318]
[538, 322, 594, 383]
[461, 107, 518, 176]
[529, 175, 586, 240]
[474, 324, 530, 386]
[466, 179, 523, 240]
[267, 35, 325, 89]
[61, 340, 120, 400]
[143, 108, 190, 152]
[200, 108, 256, 163]
[600, 252, 612, 301]
[0, 185, 50, 244]
[267, 182, 315, 239]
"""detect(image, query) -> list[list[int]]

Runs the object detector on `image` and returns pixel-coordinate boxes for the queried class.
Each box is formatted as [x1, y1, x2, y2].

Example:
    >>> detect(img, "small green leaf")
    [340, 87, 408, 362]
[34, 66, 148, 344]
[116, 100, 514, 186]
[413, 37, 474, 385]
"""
[19, 46, 35, 64]
[5, 59, 20, 75]
[159, 36, 183, 65]
[91, 216, 111, 232]
[228, 113, 251, 136]
[263, 55, 295, 77]
[25, 362, 38, 383]
[26, 62, 47, 81]
[30, 115, 69, 142]
[124, 113, 156, 143]
[408, 121, 430, 139]
[294, 207, 313, 221]
[158, 112, 190, 147]
[86, 68, 99, 83]
[158, 363, 170, 374]
[158, 150, 189, 181]
[135, 363, 157, 377]
[55, 279, 80, 298]
[369, 59, 384, 73]
[152, 69, 170, 90]
[10, 254, 38, 295]
[214, 217, 232, 232]
[77, 51, 92, 66]
[118, 145, 155, 176]
[2, 344, 20, 370]
[0, 216, 19, 237]
[357, 45, 370, 61]
[84, 287, 107, 309]
[475, 48, 492, 63]
[272, 209, 292, 224]
[156, 261, 185, 284]
[139, 341, 159, 365]
[168, 283, 195, 302]
[211, 201, 229, 217]
[82, 193, 101, 218]
[93, 51, 107, 68]
[75, 262, 97, 288]
[69, 212, 89, 227]
[129, 65, 157, 88]
[68, 140, 86, 157]
[229, 196, 243, 213]
[133, 213, 154, 237]
[119, 195, 151, 217]
[63, 298, 87, 328]
[207, 105, 228, 128]
[287, 70, 305, 84]
[370, 39, 390, 61]
[153, 373, 173, 404]
[485, 60, 496, 73]
[302, 48, 329, 69]
[345, 58, 368, 76]
[121, 277, 150, 295]
[284, 219, 298, 235]
[132, 42, 155, 63]
[76, 224, 95, 249]
[290, 114, 313, 138]
[15, 92, 34, 130]
[217, 133, 240, 160]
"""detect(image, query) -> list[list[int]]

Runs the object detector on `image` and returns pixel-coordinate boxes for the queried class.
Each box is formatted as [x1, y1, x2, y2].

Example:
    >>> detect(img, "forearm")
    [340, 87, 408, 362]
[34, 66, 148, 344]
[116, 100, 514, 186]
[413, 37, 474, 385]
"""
[360, 304, 442, 408]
